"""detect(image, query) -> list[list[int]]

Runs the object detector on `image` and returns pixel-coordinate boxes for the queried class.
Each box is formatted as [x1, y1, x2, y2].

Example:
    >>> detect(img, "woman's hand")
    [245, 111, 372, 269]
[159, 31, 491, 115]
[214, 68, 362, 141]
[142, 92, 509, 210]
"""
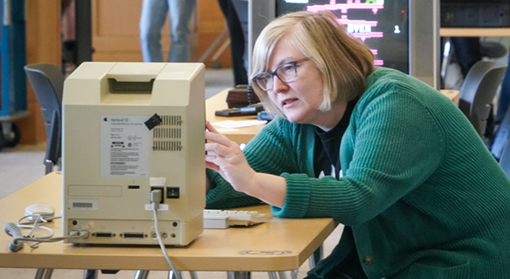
[204, 121, 287, 207]
[205, 121, 256, 193]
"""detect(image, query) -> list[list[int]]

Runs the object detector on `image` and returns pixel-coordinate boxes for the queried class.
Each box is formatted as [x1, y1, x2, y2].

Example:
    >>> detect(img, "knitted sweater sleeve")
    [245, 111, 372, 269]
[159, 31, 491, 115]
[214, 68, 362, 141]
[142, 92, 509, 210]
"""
[273, 86, 447, 225]
[206, 118, 305, 209]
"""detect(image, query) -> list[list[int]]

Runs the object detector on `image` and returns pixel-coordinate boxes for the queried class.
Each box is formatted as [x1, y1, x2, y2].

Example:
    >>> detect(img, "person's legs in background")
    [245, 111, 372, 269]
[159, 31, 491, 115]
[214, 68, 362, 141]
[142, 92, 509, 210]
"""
[139, 0, 169, 62]
[218, 0, 248, 86]
[451, 37, 482, 79]
[167, 0, 196, 62]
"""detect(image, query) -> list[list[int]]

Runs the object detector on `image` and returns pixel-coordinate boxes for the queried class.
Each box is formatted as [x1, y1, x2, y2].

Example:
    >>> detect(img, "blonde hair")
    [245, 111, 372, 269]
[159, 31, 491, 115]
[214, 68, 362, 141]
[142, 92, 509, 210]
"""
[250, 11, 374, 118]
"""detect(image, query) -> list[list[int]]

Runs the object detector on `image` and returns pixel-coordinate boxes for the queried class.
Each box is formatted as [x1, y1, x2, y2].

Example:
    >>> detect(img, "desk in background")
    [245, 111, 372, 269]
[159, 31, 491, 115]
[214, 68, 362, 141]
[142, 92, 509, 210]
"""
[0, 172, 335, 274]
[206, 89, 261, 144]
[440, 28, 510, 37]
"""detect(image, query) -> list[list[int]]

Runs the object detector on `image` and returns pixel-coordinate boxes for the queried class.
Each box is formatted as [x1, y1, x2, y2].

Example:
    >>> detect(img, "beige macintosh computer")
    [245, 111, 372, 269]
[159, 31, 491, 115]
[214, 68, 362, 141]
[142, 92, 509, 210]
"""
[61, 62, 206, 246]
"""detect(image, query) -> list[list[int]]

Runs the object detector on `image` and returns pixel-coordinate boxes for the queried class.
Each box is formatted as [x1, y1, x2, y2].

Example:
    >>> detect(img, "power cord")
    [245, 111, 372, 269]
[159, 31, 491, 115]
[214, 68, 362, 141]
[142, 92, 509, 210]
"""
[3, 214, 89, 252]
[151, 189, 182, 279]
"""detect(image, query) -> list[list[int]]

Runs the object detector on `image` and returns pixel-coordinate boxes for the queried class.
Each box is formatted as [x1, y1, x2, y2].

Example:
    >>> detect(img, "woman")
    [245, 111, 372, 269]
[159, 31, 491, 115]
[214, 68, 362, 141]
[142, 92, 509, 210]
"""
[205, 11, 510, 279]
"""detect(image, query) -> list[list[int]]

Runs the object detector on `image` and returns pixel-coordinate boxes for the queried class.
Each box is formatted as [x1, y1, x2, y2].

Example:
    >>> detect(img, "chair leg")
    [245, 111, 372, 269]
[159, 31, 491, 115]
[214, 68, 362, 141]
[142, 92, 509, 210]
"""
[189, 271, 199, 279]
[267, 272, 278, 279]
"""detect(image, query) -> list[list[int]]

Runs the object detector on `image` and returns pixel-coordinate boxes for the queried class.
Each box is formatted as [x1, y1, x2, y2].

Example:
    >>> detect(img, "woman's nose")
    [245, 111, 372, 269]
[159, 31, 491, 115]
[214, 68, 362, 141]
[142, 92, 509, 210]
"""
[272, 75, 289, 93]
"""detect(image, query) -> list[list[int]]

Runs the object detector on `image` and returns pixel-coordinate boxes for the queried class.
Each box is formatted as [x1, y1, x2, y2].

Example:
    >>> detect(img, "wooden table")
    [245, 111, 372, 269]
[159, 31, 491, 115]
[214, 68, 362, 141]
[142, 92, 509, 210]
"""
[0, 172, 335, 273]
[207, 89, 460, 144]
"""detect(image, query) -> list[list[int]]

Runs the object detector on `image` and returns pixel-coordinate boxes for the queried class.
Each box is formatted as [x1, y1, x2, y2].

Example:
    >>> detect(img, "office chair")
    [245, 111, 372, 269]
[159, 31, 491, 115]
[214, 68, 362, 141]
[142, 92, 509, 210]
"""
[24, 64, 63, 279]
[457, 60, 507, 138]
[24, 64, 64, 175]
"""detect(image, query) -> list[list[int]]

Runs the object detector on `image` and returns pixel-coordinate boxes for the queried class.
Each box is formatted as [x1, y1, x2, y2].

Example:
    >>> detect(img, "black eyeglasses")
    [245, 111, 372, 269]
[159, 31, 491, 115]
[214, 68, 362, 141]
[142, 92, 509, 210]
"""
[252, 58, 310, 91]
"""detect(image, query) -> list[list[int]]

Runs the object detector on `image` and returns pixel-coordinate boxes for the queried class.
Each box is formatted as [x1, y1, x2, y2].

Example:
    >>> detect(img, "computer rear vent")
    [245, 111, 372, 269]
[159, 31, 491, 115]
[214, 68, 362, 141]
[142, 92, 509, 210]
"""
[152, 115, 182, 151]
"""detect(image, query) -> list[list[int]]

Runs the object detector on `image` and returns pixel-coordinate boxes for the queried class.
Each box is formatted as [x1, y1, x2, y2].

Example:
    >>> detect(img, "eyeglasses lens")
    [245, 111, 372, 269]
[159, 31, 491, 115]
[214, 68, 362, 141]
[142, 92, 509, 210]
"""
[255, 62, 298, 91]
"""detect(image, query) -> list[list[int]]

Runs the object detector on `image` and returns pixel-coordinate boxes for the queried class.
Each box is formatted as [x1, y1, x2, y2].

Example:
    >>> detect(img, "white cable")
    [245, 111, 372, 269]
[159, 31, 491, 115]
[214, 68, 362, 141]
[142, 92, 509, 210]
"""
[151, 190, 182, 279]
[12, 234, 86, 243]
[17, 214, 54, 239]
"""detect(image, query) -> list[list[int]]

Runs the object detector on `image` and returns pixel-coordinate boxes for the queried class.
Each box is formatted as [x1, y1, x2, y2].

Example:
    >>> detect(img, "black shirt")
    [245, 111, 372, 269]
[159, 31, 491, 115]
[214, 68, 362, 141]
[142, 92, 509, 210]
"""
[313, 98, 358, 179]
[312, 98, 368, 279]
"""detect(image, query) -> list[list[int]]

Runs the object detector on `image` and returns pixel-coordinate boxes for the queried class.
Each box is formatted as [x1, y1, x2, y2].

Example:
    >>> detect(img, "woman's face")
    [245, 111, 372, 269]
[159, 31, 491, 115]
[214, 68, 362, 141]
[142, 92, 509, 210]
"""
[266, 36, 327, 125]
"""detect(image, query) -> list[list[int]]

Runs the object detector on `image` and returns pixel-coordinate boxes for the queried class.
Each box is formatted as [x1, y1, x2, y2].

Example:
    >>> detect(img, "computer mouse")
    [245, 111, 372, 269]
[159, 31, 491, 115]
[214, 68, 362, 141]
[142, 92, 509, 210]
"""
[24, 203, 55, 221]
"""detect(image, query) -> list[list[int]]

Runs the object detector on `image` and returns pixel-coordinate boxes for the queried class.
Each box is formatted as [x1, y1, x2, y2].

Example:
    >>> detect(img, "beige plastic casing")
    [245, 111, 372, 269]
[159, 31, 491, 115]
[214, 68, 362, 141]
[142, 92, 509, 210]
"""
[62, 62, 205, 246]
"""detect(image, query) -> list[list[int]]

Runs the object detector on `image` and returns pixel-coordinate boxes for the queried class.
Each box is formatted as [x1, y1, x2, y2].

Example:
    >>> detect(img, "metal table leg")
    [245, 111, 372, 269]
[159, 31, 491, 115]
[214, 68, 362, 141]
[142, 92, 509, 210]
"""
[228, 271, 251, 279]
[133, 270, 150, 279]
[83, 270, 98, 279]
[290, 269, 298, 279]
[34, 269, 53, 279]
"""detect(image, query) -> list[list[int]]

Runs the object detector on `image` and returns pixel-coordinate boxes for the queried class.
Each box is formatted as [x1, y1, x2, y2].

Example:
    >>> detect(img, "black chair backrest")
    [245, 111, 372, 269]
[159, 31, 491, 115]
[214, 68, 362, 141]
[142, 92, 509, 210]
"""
[458, 60, 507, 138]
[24, 64, 64, 136]
[24, 64, 64, 172]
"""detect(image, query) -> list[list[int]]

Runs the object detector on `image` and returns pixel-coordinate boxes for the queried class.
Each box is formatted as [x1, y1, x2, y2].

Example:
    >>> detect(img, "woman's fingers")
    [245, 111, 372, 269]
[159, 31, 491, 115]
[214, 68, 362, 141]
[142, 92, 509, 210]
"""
[205, 131, 237, 151]
[205, 161, 220, 172]
[205, 121, 238, 149]
[206, 121, 219, 133]
[205, 141, 232, 157]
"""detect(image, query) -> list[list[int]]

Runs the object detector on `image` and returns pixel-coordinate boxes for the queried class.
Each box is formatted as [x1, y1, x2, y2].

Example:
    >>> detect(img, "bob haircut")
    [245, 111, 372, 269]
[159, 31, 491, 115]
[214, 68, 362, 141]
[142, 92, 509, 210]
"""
[250, 11, 375, 118]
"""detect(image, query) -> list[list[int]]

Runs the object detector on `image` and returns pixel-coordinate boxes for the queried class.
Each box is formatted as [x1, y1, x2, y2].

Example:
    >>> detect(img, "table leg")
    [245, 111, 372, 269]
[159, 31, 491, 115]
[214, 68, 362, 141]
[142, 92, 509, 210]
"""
[290, 269, 298, 279]
[134, 270, 150, 279]
[34, 268, 53, 279]
[268, 272, 278, 279]
[189, 271, 199, 279]
[309, 244, 323, 269]
[277, 271, 288, 279]
[227, 271, 251, 279]
[83, 269, 98, 279]
[168, 271, 183, 279]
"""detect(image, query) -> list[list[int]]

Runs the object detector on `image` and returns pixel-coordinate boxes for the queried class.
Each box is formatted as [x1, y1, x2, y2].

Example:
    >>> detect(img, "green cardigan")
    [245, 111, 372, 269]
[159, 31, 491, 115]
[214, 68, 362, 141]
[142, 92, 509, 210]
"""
[206, 67, 510, 278]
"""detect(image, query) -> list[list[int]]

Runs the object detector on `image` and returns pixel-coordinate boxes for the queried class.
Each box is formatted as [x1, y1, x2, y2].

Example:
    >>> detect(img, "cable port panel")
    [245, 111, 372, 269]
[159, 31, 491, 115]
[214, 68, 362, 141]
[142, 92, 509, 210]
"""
[95, 232, 113, 237]
[122, 232, 145, 238]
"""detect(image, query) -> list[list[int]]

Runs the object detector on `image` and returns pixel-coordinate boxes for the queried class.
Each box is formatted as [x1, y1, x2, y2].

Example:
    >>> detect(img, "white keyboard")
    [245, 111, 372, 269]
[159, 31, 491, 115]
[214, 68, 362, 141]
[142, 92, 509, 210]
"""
[203, 209, 267, 229]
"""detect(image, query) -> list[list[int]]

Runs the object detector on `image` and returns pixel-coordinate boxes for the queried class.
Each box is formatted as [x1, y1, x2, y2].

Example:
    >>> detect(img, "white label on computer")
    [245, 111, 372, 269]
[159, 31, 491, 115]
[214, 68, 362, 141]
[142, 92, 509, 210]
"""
[69, 199, 99, 210]
[100, 115, 151, 177]
[144, 204, 169, 211]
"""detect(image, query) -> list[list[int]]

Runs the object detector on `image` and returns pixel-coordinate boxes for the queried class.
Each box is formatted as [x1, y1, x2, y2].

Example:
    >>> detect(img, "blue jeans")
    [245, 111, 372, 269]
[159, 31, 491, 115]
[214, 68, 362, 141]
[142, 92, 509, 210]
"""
[139, 0, 196, 62]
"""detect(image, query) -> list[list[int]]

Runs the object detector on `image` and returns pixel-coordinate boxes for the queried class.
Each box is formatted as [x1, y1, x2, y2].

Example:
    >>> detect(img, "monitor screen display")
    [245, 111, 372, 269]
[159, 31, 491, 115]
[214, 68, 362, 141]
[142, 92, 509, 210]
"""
[277, 0, 409, 74]
[248, 0, 439, 89]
